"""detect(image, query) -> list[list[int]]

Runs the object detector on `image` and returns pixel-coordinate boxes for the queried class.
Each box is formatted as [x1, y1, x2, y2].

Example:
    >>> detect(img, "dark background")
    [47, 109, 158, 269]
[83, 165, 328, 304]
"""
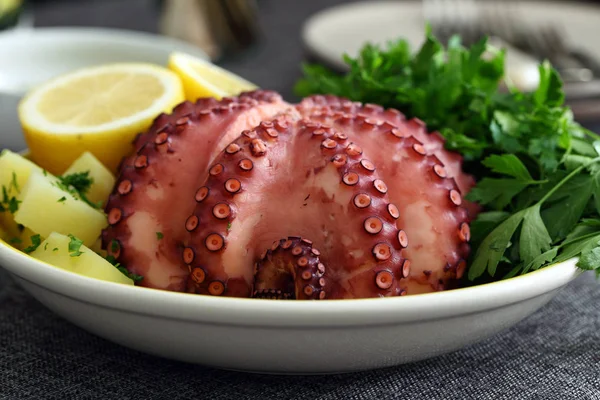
[25, 0, 600, 132]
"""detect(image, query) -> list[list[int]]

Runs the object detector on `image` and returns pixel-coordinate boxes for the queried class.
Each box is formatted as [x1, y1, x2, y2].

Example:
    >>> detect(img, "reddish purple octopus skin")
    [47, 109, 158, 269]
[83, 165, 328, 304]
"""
[296, 95, 474, 295]
[102, 90, 478, 299]
[183, 118, 407, 299]
[101, 90, 292, 291]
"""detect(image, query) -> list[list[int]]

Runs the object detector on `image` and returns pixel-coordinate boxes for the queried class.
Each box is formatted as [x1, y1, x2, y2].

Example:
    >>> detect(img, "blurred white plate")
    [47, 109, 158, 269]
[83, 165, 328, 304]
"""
[0, 27, 208, 151]
[302, 0, 600, 93]
[0, 232, 582, 374]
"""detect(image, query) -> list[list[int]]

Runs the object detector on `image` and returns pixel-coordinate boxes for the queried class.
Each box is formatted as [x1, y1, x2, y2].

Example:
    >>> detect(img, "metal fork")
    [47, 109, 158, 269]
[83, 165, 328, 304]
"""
[518, 25, 595, 82]
[422, 0, 599, 83]
[423, 0, 483, 46]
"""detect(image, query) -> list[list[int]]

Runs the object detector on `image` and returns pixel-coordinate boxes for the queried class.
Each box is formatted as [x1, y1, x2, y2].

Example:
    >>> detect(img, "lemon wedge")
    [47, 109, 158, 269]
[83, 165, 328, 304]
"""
[168, 52, 257, 101]
[18, 63, 185, 174]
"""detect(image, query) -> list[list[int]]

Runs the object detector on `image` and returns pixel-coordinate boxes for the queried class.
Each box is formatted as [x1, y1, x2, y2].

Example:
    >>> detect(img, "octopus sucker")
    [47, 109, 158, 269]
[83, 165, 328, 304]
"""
[183, 117, 408, 299]
[104, 91, 479, 299]
[296, 95, 477, 293]
[101, 90, 292, 291]
[253, 237, 325, 300]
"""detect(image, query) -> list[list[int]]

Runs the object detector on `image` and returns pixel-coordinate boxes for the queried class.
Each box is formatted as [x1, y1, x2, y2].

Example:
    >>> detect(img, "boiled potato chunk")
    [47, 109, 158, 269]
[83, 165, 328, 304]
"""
[29, 232, 133, 285]
[0, 213, 38, 251]
[0, 149, 47, 192]
[90, 237, 107, 258]
[0, 150, 55, 250]
[62, 151, 115, 206]
[13, 170, 107, 246]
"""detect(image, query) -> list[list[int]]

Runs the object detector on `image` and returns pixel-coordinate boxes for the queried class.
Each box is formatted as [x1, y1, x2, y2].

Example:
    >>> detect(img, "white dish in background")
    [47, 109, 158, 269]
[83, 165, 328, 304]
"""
[302, 0, 600, 94]
[0, 233, 582, 374]
[0, 27, 208, 151]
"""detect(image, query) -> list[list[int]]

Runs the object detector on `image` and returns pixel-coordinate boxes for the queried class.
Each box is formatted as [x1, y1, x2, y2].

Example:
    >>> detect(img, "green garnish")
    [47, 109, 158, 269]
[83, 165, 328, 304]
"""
[55, 171, 100, 209]
[59, 171, 93, 194]
[10, 172, 19, 193]
[0, 185, 21, 214]
[44, 242, 48, 251]
[295, 26, 600, 282]
[105, 255, 143, 282]
[67, 234, 84, 257]
[156, 232, 164, 240]
[226, 222, 232, 232]
[57, 196, 67, 203]
[110, 239, 119, 253]
[9, 237, 22, 244]
[52, 248, 58, 252]
[23, 234, 42, 254]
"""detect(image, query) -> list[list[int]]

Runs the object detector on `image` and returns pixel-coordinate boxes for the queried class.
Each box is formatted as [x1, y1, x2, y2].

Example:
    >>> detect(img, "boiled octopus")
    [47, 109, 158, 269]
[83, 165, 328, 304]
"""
[101, 90, 478, 300]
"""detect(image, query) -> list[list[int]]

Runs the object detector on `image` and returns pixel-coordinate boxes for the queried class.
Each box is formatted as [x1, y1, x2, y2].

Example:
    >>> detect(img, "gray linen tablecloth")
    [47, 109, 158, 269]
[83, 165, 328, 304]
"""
[1, 1, 600, 398]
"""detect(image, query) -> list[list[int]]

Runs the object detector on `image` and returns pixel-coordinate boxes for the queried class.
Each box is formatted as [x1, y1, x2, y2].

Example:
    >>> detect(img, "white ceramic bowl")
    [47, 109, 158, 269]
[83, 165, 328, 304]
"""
[0, 27, 208, 151]
[0, 239, 581, 374]
[0, 26, 584, 375]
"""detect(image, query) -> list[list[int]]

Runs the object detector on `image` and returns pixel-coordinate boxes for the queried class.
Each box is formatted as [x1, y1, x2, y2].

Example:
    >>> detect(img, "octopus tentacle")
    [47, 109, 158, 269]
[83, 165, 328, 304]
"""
[101, 90, 293, 291]
[183, 117, 408, 299]
[253, 237, 326, 300]
[296, 95, 478, 213]
[296, 97, 472, 293]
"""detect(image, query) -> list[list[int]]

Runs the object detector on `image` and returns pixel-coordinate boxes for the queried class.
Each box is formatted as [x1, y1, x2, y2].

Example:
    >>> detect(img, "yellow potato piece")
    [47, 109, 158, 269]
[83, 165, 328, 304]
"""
[0, 150, 52, 250]
[62, 151, 116, 207]
[0, 214, 38, 251]
[13, 170, 107, 246]
[0, 149, 47, 192]
[29, 232, 133, 285]
[168, 52, 257, 101]
[90, 236, 107, 258]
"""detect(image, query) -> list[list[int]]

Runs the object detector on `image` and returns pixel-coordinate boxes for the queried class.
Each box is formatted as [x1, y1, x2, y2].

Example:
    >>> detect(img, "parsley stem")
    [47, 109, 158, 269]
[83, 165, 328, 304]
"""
[579, 128, 600, 142]
[538, 157, 600, 205]
[558, 231, 600, 248]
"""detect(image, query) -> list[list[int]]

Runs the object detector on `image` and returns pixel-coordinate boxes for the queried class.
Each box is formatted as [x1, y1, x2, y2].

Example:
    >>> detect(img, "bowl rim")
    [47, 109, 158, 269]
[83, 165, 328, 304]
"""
[0, 237, 582, 328]
[0, 28, 583, 326]
[0, 26, 208, 56]
[0, 26, 209, 96]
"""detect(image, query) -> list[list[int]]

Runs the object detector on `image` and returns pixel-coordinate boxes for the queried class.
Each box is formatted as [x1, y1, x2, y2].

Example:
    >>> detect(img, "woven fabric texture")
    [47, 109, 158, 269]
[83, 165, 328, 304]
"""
[1, 269, 599, 399]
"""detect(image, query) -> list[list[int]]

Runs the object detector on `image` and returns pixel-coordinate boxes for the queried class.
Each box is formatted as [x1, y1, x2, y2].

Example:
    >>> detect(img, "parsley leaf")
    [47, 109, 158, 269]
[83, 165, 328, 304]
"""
[295, 27, 600, 281]
[576, 246, 600, 271]
[23, 234, 42, 254]
[0, 184, 21, 214]
[67, 234, 84, 257]
[55, 171, 99, 209]
[519, 206, 552, 267]
[482, 154, 533, 181]
[468, 210, 525, 279]
[156, 232, 163, 240]
[541, 174, 595, 240]
[105, 255, 143, 282]
[59, 171, 93, 194]
[466, 154, 543, 209]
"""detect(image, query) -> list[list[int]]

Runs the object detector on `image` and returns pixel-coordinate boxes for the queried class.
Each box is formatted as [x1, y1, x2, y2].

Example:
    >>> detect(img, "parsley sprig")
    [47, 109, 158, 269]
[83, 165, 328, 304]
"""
[54, 171, 102, 209]
[0, 172, 22, 214]
[295, 26, 600, 282]
[105, 255, 144, 282]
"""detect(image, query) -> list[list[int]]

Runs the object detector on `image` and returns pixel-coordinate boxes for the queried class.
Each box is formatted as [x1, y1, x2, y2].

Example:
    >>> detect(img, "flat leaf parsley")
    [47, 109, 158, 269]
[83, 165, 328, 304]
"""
[295, 26, 600, 282]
